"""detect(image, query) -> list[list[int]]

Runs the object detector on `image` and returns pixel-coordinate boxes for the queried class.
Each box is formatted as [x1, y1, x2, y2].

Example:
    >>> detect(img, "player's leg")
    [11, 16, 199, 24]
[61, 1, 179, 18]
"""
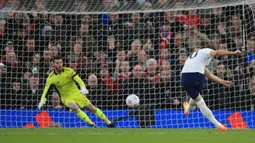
[181, 73, 198, 115]
[63, 100, 96, 128]
[182, 73, 226, 130]
[193, 95, 226, 130]
[85, 104, 115, 128]
[76, 94, 115, 127]
[183, 98, 196, 115]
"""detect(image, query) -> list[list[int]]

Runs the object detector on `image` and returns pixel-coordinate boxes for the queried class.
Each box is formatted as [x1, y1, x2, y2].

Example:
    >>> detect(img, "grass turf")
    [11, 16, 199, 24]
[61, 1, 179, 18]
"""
[0, 128, 254, 143]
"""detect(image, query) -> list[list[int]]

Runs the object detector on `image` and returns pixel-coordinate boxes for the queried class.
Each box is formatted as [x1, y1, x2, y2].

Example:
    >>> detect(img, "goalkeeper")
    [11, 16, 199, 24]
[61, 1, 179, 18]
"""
[38, 56, 115, 128]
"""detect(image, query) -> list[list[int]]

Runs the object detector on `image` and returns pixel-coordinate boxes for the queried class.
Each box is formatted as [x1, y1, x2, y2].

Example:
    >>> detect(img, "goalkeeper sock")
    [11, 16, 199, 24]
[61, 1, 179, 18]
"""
[196, 98, 221, 127]
[93, 108, 111, 125]
[75, 109, 94, 125]
[186, 98, 196, 112]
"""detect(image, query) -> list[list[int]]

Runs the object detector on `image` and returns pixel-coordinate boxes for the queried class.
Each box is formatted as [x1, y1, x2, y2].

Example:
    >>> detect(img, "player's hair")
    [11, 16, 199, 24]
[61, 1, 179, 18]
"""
[51, 55, 62, 62]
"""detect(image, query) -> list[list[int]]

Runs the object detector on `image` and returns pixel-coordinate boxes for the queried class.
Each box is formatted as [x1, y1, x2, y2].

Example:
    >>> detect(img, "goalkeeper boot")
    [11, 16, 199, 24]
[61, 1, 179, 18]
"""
[107, 122, 116, 128]
[90, 124, 97, 128]
[217, 124, 227, 131]
[183, 102, 189, 115]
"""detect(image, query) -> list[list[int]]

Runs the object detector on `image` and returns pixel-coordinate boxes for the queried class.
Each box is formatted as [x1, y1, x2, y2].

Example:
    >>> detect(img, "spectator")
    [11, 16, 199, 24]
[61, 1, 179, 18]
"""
[160, 60, 171, 71]
[232, 35, 243, 50]
[146, 58, 160, 86]
[4, 78, 23, 109]
[117, 61, 131, 84]
[246, 37, 255, 65]
[123, 13, 147, 45]
[137, 50, 147, 71]
[94, 51, 108, 72]
[87, 74, 108, 108]
[23, 53, 40, 73]
[0, 0, 8, 19]
[67, 43, 86, 71]
[157, 49, 171, 67]
[32, 0, 46, 12]
[0, 62, 8, 108]
[0, 20, 6, 45]
[143, 38, 154, 56]
[22, 74, 42, 109]
[114, 49, 127, 78]
[99, 67, 120, 96]
[103, 13, 124, 42]
[127, 39, 142, 56]
[127, 39, 142, 68]
[172, 48, 187, 80]
[117, 64, 155, 127]
[227, 14, 242, 38]
[164, 11, 184, 35]
[159, 22, 173, 50]
[48, 92, 63, 109]
[207, 63, 233, 110]
[73, 0, 88, 12]
[39, 48, 52, 78]
[3, 51, 19, 77]
[120, 65, 153, 106]
[170, 33, 185, 59]
[106, 35, 118, 62]
[248, 77, 255, 110]
[103, 0, 118, 11]
[199, 14, 214, 35]
[48, 41, 61, 57]
[19, 37, 36, 62]
[79, 15, 92, 37]
[0, 62, 7, 76]
[0, 0, 20, 20]
[1, 40, 14, 62]
[154, 69, 181, 109]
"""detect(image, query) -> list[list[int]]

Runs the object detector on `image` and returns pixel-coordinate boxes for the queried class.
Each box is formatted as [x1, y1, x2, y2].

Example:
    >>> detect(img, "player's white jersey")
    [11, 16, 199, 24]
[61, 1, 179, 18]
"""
[181, 48, 212, 74]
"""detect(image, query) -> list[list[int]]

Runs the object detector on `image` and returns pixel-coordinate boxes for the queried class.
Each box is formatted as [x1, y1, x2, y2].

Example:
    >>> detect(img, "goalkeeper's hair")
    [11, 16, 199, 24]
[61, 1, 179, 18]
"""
[51, 55, 62, 62]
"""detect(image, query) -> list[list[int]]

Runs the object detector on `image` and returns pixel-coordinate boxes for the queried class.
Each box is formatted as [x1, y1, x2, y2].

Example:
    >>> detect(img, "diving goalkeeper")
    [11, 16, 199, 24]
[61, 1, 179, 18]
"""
[38, 56, 115, 128]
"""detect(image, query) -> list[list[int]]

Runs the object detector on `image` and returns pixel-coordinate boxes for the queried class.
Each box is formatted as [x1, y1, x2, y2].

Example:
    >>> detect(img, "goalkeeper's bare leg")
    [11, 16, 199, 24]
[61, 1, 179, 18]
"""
[67, 102, 96, 128]
[85, 104, 116, 128]
[185, 94, 227, 131]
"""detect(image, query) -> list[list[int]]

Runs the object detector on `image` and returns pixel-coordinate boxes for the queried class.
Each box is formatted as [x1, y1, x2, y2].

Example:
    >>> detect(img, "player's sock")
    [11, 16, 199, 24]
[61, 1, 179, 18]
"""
[93, 108, 111, 125]
[75, 109, 95, 125]
[196, 98, 222, 127]
[187, 98, 196, 112]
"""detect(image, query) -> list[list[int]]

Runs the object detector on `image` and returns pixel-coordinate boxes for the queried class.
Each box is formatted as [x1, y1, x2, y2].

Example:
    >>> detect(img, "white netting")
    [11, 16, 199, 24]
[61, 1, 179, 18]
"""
[0, 0, 255, 128]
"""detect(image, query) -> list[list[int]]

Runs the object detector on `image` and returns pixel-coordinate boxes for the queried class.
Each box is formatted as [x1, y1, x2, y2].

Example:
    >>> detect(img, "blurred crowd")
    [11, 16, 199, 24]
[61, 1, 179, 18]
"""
[0, 0, 255, 110]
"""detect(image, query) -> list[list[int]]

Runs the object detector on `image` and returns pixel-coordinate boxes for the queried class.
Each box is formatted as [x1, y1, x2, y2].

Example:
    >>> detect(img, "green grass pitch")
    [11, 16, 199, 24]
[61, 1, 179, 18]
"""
[0, 128, 254, 143]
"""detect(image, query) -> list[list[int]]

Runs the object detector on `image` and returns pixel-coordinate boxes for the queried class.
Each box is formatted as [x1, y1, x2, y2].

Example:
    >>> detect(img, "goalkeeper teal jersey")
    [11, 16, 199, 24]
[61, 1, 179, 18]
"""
[40, 67, 85, 102]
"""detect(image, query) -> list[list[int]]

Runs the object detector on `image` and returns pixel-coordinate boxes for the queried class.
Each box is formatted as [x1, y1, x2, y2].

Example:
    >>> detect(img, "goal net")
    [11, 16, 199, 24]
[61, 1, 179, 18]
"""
[0, 0, 255, 129]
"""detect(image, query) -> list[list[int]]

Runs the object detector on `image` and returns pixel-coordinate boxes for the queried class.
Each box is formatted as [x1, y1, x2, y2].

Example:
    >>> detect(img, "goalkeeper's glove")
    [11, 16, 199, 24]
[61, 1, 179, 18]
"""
[80, 86, 89, 95]
[38, 100, 46, 110]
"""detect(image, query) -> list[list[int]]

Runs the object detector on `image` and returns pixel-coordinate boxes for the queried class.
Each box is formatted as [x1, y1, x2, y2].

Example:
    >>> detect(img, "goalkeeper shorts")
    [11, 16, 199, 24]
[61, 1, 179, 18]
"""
[62, 93, 91, 108]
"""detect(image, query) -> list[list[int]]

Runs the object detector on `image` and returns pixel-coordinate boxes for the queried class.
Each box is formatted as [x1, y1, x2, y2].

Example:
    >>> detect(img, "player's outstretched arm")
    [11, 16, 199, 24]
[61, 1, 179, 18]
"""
[204, 68, 233, 87]
[73, 74, 89, 95]
[38, 79, 52, 109]
[210, 49, 241, 56]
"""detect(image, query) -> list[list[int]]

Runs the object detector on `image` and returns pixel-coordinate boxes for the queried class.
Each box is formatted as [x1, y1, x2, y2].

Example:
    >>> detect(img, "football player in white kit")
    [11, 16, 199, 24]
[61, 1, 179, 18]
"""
[181, 48, 241, 131]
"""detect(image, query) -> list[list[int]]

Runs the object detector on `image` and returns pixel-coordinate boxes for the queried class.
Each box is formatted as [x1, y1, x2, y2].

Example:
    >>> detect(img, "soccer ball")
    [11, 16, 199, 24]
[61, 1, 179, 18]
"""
[126, 94, 140, 108]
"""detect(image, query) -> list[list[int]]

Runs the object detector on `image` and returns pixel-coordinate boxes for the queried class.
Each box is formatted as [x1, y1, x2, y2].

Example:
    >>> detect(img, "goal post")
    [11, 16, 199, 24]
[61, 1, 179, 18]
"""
[0, 0, 255, 129]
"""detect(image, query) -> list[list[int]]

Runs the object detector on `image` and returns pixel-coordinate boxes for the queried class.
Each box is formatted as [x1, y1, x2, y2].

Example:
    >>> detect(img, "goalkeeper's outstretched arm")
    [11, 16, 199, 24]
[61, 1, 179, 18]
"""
[38, 79, 52, 109]
[72, 74, 89, 95]
[73, 74, 85, 88]
[40, 79, 52, 102]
